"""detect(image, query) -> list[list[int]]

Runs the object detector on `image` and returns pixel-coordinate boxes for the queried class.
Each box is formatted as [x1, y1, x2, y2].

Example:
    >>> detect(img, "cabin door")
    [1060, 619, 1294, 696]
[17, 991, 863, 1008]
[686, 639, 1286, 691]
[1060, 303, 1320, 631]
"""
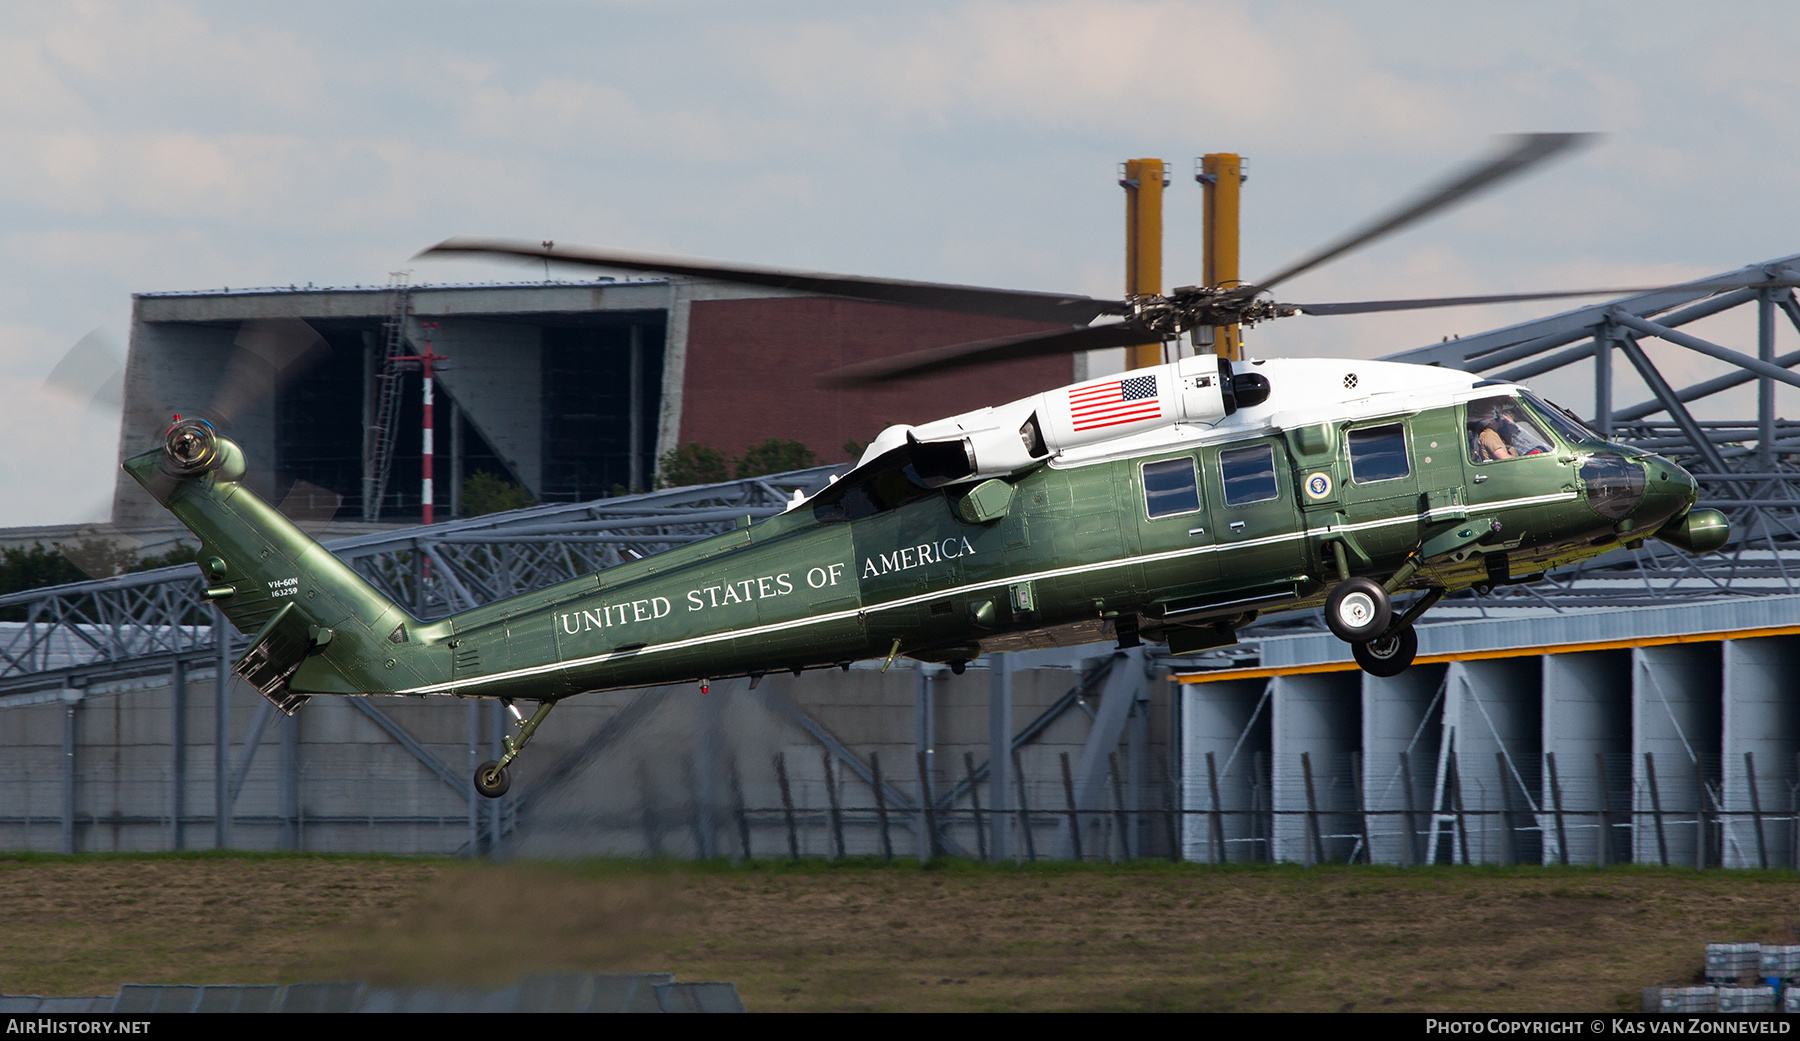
[1205, 436, 1308, 594]
[1131, 451, 1218, 600]
[1337, 417, 1424, 564]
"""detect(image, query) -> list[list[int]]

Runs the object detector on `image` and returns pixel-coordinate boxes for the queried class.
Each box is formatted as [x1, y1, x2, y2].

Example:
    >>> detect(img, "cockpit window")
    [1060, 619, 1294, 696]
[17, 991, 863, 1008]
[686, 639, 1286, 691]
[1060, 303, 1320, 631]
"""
[1522, 393, 1600, 445]
[1467, 395, 1555, 463]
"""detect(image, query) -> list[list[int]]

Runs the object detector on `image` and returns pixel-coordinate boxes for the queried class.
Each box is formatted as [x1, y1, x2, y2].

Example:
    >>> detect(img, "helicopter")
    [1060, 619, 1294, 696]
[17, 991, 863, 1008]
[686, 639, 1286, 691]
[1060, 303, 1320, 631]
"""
[121, 134, 1732, 798]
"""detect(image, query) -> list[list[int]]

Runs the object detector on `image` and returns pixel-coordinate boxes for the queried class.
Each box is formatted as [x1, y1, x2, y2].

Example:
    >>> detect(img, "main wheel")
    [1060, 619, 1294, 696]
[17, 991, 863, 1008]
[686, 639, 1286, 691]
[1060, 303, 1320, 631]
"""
[1353, 627, 1418, 678]
[474, 760, 511, 799]
[1325, 577, 1392, 642]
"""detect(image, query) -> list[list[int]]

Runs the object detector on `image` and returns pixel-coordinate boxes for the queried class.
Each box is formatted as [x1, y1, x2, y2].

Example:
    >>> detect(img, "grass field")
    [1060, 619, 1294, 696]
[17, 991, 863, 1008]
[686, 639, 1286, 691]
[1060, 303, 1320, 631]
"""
[2, 853, 1796, 1012]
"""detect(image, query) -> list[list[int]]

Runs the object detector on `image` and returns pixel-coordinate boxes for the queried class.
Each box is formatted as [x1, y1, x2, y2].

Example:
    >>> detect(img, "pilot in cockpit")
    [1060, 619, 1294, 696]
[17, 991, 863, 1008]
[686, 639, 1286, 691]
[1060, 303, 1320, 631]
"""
[1468, 398, 1552, 462]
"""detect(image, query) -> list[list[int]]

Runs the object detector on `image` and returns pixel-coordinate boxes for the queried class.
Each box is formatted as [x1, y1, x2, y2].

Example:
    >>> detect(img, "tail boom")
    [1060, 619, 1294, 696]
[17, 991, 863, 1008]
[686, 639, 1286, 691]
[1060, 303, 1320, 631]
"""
[125, 420, 451, 711]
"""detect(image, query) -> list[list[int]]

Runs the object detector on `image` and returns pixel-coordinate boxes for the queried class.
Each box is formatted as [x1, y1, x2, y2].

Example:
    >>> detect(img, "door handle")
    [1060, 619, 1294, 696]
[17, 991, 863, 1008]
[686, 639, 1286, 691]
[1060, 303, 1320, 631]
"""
[1473, 474, 1488, 483]
[1188, 526, 1207, 536]
[1229, 521, 1246, 532]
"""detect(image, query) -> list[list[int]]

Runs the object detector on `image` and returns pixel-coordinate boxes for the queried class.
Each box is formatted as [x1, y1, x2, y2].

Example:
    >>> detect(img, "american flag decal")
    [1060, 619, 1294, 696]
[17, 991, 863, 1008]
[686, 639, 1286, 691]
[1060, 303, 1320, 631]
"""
[1069, 374, 1161, 432]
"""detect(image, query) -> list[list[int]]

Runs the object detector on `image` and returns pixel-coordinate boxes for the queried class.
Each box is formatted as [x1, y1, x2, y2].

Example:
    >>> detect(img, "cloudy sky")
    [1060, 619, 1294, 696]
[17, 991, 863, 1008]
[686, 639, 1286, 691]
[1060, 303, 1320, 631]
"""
[6, 0, 1799, 526]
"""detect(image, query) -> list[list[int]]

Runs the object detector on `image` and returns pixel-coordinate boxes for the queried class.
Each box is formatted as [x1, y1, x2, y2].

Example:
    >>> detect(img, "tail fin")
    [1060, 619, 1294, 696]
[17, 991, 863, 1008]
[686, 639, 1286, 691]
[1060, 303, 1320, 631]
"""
[125, 419, 450, 710]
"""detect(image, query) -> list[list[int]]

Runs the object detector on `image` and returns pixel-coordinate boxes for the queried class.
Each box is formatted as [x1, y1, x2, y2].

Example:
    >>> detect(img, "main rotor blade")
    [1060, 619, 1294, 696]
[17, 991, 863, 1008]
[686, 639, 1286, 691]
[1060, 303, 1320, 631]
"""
[1250, 132, 1599, 295]
[828, 322, 1158, 383]
[422, 237, 1126, 325]
[1288, 285, 1673, 316]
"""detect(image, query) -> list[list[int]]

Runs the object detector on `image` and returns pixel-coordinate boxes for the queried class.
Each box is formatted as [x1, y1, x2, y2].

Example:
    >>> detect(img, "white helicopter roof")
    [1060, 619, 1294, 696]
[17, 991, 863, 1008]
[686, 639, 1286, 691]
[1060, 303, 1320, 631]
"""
[1051, 355, 1495, 467]
[806, 354, 1517, 509]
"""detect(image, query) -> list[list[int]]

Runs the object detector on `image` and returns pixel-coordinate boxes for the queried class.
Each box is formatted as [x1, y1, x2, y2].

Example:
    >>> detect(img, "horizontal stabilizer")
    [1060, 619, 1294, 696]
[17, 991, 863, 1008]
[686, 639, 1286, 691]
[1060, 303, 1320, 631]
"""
[234, 601, 315, 714]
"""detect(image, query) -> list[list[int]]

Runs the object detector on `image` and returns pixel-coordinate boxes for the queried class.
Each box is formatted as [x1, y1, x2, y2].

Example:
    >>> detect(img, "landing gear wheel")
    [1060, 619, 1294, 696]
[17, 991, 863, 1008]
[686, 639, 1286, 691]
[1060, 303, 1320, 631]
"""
[474, 760, 511, 799]
[1353, 627, 1418, 678]
[1325, 577, 1392, 642]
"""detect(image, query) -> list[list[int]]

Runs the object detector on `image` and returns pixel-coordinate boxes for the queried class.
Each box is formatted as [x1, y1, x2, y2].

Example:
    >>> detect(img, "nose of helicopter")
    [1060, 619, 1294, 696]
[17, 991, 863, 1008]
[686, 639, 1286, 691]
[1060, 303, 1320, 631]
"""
[1593, 452, 1697, 536]
[1576, 451, 1695, 536]
[1638, 455, 1736, 552]
[1637, 454, 1700, 530]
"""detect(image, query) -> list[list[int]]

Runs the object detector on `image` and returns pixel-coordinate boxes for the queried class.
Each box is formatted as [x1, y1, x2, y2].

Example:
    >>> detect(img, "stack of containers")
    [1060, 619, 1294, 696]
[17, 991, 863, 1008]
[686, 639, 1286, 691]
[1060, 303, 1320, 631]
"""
[1717, 986, 1777, 1013]
[1641, 986, 1718, 1013]
[1706, 942, 1763, 982]
[1705, 943, 1774, 1013]
[1763, 945, 1800, 1012]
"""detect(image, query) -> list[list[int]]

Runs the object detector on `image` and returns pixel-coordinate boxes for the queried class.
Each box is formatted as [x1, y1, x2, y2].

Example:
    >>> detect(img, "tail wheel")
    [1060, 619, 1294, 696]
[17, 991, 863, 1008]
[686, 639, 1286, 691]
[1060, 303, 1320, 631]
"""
[1353, 627, 1418, 678]
[474, 760, 511, 799]
[1325, 577, 1392, 642]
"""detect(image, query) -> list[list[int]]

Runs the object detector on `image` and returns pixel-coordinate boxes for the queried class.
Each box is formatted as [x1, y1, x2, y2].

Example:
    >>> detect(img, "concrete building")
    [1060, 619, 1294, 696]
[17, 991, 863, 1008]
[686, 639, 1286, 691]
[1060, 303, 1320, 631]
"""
[113, 278, 1070, 529]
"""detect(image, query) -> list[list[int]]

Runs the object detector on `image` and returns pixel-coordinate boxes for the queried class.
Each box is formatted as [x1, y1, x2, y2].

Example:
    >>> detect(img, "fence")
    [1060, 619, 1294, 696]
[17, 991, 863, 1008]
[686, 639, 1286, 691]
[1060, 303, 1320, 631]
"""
[517, 746, 1800, 868]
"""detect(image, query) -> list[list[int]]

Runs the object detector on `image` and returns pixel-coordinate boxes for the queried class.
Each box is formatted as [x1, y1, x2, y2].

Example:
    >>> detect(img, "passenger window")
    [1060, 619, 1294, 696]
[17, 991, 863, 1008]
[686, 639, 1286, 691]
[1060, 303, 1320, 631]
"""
[1348, 424, 1410, 483]
[1142, 457, 1200, 518]
[1467, 396, 1554, 464]
[1220, 444, 1278, 505]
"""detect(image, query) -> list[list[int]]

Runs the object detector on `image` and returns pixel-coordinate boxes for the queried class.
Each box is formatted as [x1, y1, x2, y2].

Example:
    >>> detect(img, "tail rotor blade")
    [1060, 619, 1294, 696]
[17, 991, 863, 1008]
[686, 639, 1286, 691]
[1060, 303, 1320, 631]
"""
[210, 318, 330, 428]
[41, 329, 125, 412]
[56, 524, 144, 580]
[276, 479, 346, 536]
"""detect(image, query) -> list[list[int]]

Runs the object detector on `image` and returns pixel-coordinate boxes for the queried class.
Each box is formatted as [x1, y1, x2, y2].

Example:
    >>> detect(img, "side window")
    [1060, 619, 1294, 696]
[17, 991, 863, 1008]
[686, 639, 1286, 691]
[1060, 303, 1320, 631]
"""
[1348, 423, 1410, 483]
[1142, 457, 1200, 518]
[1220, 443, 1278, 505]
[1466, 395, 1554, 464]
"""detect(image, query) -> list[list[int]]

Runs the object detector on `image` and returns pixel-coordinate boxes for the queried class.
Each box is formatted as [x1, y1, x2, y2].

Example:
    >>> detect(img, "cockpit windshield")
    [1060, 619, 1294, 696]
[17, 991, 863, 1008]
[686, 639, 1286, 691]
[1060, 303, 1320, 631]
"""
[1521, 392, 1602, 445]
[1466, 395, 1555, 463]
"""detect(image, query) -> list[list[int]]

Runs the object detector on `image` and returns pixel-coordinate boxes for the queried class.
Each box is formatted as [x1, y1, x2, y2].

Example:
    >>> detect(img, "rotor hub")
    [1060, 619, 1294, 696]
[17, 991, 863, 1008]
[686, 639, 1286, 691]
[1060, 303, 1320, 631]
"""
[163, 417, 224, 477]
[1127, 287, 1293, 340]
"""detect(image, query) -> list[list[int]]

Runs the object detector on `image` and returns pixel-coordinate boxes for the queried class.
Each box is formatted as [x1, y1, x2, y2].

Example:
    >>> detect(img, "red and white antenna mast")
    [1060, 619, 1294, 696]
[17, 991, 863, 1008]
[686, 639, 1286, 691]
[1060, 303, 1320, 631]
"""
[417, 321, 447, 525]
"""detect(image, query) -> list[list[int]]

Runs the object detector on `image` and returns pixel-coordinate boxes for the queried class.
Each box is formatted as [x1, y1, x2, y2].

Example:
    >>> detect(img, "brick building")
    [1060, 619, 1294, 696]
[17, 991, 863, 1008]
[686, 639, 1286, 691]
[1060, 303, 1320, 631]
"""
[113, 278, 1074, 528]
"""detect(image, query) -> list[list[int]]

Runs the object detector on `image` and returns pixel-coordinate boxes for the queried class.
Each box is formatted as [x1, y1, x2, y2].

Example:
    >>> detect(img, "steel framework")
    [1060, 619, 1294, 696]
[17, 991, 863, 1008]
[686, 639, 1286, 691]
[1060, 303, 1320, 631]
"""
[0, 467, 840, 699]
[1396, 254, 1800, 603]
[1179, 253, 1800, 665]
[12, 260, 1800, 861]
[11, 258, 1800, 687]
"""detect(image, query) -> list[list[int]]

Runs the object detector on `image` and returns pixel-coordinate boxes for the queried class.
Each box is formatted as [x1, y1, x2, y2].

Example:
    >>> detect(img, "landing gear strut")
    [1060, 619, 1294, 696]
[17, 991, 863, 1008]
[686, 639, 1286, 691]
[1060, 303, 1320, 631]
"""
[1342, 586, 1443, 678]
[473, 699, 555, 800]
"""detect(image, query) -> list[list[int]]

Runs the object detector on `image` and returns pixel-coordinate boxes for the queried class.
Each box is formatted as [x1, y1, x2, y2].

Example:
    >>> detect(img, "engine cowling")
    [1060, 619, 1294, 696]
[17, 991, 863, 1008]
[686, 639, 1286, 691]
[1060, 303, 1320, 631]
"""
[862, 354, 1271, 484]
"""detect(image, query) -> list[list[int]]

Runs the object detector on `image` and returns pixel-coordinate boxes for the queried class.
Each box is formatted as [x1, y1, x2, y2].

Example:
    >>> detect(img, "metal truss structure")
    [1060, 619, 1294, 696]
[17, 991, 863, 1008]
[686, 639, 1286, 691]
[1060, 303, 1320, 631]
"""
[9, 257, 1800, 691]
[8, 255, 1800, 862]
[0, 467, 853, 858]
[0, 467, 840, 698]
[1210, 253, 1800, 658]
[1396, 254, 1800, 606]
